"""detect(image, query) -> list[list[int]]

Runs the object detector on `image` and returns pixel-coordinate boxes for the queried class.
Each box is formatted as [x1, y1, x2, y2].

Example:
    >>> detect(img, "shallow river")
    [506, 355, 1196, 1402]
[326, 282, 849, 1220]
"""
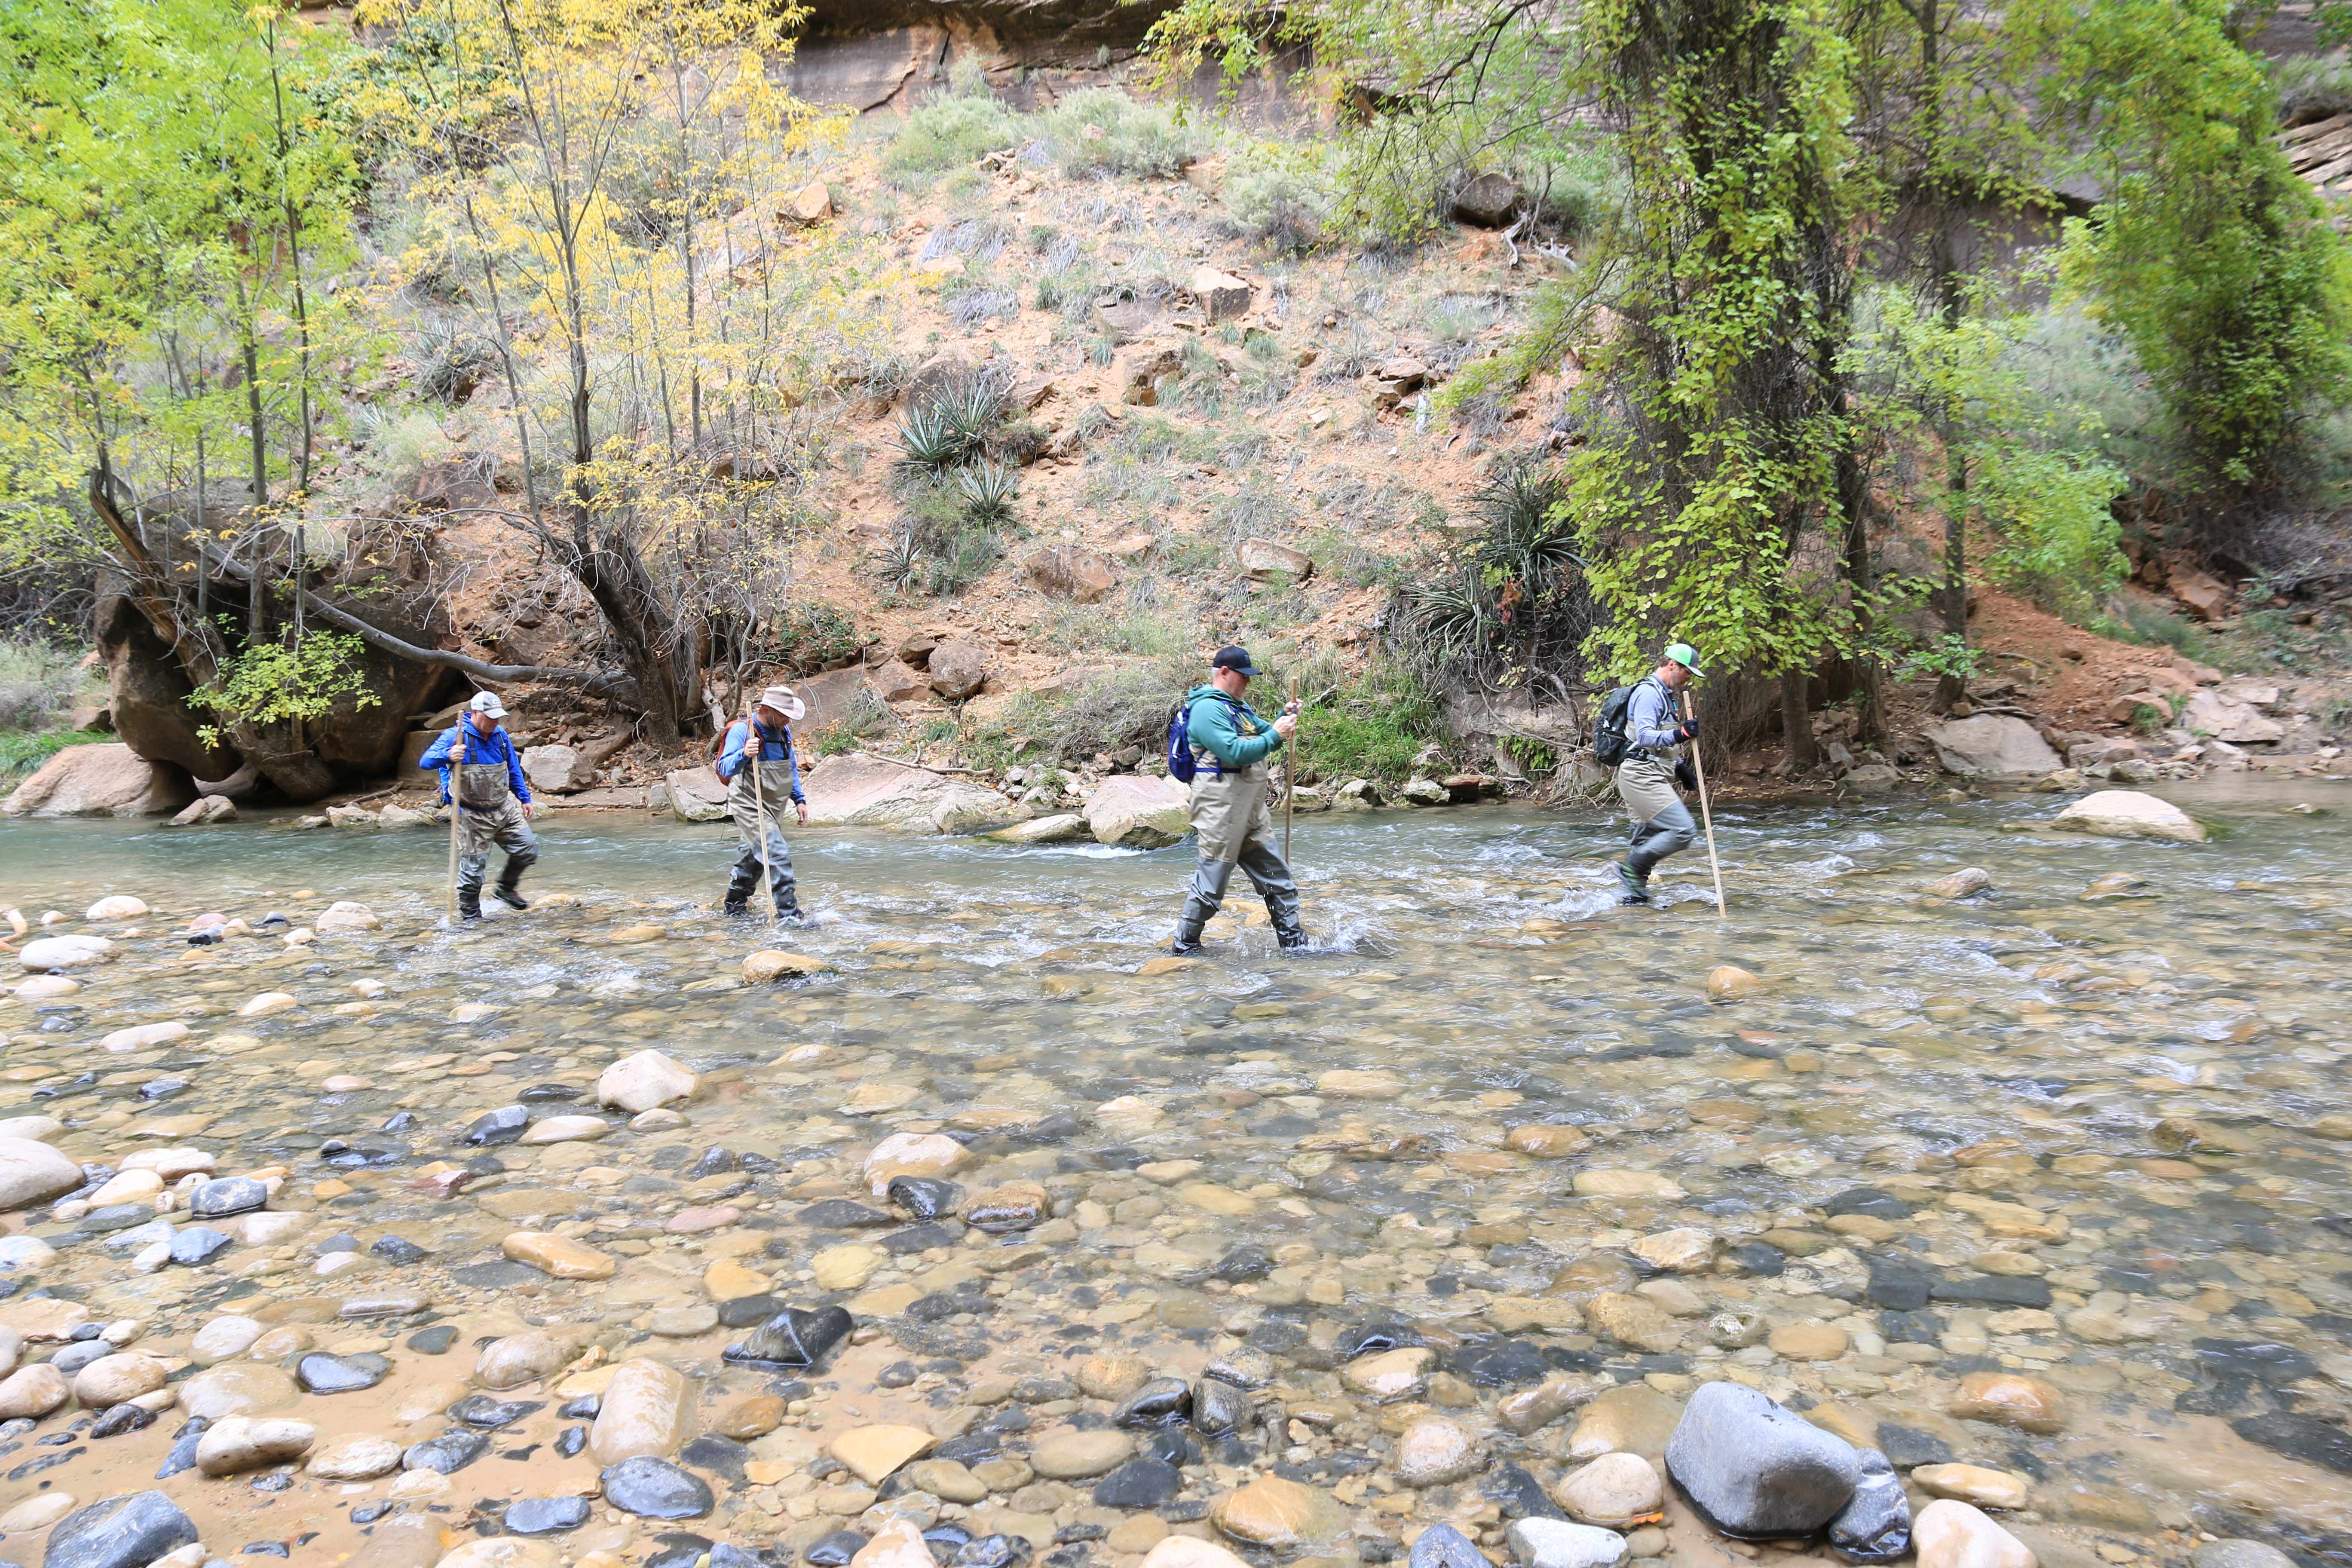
[1, 778, 2349, 1568]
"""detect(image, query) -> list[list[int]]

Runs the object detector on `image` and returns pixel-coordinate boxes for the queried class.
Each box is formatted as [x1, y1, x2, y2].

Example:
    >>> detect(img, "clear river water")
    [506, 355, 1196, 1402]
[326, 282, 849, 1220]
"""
[0, 777, 2349, 1568]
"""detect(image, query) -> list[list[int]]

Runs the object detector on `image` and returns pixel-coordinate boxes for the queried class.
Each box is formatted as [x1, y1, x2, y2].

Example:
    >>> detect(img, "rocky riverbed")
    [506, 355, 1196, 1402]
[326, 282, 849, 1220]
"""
[0, 778, 2347, 1568]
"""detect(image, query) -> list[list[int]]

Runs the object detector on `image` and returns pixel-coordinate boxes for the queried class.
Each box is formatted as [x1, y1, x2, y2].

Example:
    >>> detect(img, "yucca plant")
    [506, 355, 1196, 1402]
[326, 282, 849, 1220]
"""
[938, 372, 1010, 440]
[894, 404, 974, 472]
[874, 529, 925, 593]
[956, 458, 1019, 524]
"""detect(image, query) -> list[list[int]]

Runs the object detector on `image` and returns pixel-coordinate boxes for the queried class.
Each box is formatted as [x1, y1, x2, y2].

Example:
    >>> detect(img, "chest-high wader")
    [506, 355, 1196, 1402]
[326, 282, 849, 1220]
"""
[724, 743, 800, 916]
[450, 740, 536, 911]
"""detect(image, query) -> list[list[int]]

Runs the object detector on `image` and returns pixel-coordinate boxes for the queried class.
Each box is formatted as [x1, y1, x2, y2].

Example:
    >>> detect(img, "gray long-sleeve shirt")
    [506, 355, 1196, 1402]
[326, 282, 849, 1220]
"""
[1626, 676, 1686, 752]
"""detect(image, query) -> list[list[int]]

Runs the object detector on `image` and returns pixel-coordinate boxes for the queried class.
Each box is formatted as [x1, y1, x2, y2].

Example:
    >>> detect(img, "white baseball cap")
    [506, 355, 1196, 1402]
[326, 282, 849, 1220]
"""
[468, 691, 507, 719]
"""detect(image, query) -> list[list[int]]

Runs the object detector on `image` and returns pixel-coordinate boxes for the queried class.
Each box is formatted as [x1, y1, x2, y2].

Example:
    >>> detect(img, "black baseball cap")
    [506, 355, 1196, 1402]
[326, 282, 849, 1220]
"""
[1212, 646, 1265, 677]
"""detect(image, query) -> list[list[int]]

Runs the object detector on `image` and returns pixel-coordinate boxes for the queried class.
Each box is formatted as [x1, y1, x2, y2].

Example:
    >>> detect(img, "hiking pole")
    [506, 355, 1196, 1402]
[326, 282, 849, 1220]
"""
[1681, 690, 1727, 918]
[746, 716, 781, 927]
[445, 730, 464, 925]
[1283, 678, 1298, 861]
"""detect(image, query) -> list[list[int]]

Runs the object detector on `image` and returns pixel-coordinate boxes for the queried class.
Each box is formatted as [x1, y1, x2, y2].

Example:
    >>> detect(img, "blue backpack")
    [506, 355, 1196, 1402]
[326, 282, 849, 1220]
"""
[1166, 698, 1200, 783]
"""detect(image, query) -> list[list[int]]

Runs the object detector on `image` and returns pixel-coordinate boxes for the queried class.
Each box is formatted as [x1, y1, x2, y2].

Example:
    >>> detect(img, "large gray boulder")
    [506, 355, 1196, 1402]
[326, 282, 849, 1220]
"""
[663, 767, 729, 824]
[523, 744, 595, 794]
[800, 754, 1018, 835]
[1922, 714, 2061, 777]
[2181, 690, 2283, 745]
[927, 640, 991, 701]
[1086, 775, 1191, 848]
[1664, 1381, 1861, 1538]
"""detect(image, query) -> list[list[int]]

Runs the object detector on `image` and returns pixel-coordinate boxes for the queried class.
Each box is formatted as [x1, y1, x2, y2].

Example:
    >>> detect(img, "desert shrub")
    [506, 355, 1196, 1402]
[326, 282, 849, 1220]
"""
[1040, 90, 1200, 178]
[0, 640, 91, 732]
[883, 78, 1022, 181]
[354, 407, 455, 496]
[776, 601, 863, 673]
[1209, 477, 1298, 546]
[1223, 154, 1328, 254]
[2276, 52, 2352, 118]
[1396, 461, 1597, 687]
[1036, 655, 1196, 760]
[2091, 595, 2220, 664]
[1295, 658, 1449, 785]
[944, 282, 1019, 328]
[409, 328, 501, 405]
[956, 459, 1019, 524]
[816, 686, 893, 754]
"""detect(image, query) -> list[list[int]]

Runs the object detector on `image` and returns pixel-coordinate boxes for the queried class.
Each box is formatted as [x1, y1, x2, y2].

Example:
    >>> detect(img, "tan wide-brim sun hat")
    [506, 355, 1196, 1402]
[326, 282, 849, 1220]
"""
[756, 684, 807, 721]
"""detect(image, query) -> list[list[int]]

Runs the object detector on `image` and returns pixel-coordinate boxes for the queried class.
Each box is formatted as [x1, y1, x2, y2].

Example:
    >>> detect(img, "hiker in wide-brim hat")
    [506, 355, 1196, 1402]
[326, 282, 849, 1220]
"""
[716, 684, 808, 922]
[420, 690, 539, 921]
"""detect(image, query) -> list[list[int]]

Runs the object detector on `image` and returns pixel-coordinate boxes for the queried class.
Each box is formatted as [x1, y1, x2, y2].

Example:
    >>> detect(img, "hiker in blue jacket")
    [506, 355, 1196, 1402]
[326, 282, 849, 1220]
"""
[1171, 646, 1304, 955]
[420, 690, 538, 920]
[717, 684, 808, 922]
[1615, 643, 1704, 905]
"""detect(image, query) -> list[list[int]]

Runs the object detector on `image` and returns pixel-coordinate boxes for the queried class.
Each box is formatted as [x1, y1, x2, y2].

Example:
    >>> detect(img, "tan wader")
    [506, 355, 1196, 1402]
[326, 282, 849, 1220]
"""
[725, 757, 799, 916]
[1175, 757, 1302, 949]
[1614, 750, 1696, 889]
[452, 760, 537, 904]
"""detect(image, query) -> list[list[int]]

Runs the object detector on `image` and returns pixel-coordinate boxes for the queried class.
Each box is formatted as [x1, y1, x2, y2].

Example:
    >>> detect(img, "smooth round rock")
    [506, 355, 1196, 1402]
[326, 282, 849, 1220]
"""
[599, 1455, 713, 1519]
[1030, 1429, 1133, 1480]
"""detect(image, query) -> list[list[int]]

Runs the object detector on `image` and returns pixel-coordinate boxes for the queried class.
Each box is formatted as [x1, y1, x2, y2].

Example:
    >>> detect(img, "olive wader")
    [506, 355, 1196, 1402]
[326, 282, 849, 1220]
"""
[1615, 749, 1697, 895]
[453, 754, 537, 919]
[1173, 753, 1304, 950]
[724, 753, 800, 919]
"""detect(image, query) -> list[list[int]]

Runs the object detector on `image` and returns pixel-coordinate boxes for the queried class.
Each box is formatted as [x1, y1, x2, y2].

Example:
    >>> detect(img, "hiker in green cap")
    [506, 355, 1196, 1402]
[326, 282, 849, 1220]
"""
[1170, 645, 1304, 955]
[1614, 643, 1705, 906]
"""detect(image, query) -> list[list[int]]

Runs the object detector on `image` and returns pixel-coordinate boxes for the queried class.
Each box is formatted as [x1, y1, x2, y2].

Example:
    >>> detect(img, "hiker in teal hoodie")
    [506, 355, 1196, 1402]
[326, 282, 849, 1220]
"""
[1171, 646, 1304, 955]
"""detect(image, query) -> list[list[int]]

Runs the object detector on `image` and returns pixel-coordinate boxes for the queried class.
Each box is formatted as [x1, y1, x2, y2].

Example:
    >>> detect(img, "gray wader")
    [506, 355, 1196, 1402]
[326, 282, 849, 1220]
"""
[1173, 758, 1303, 950]
[1615, 751, 1696, 888]
[453, 760, 537, 915]
[725, 759, 799, 917]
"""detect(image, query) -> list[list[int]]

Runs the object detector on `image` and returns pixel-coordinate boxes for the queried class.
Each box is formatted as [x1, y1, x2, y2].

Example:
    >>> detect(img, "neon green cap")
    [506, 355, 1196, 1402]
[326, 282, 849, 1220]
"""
[1663, 642, 1704, 677]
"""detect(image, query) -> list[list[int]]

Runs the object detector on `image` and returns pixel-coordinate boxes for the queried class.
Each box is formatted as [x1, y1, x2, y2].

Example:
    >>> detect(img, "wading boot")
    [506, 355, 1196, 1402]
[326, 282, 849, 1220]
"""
[457, 888, 484, 922]
[1616, 864, 1652, 906]
[491, 876, 529, 912]
[1170, 913, 1207, 957]
[723, 894, 750, 919]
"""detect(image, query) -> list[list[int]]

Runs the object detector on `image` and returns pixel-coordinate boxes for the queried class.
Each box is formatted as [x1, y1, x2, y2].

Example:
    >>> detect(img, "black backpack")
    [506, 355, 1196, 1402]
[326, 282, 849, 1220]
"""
[1592, 684, 1639, 768]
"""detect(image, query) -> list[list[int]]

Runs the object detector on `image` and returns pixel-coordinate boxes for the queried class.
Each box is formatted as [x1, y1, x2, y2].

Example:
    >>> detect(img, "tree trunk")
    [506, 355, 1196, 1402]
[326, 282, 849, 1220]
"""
[1780, 667, 1818, 771]
[576, 525, 688, 744]
[1936, 442, 1969, 713]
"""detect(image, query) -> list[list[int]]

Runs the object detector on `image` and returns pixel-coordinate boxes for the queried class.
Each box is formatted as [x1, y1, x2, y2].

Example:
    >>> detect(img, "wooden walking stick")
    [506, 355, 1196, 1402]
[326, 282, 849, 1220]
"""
[745, 714, 782, 926]
[1283, 679, 1298, 860]
[1681, 690, 1727, 918]
[445, 726, 464, 923]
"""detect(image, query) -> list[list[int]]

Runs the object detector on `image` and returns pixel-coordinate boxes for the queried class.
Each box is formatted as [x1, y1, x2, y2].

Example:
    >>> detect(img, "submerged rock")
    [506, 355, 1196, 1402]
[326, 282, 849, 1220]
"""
[40, 1491, 198, 1568]
[599, 1456, 713, 1519]
[1829, 1448, 1912, 1562]
[1912, 1500, 2035, 1568]
[724, 1305, 852, 1369]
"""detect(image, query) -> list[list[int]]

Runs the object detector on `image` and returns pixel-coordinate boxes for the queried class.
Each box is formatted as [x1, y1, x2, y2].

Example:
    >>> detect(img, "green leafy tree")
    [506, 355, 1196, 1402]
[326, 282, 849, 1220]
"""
[2028, 0, 2352, 497]
[188, 626, 378, 749]
[1851, 282, 2128, 631]
[1566, 0, 1869, 769]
